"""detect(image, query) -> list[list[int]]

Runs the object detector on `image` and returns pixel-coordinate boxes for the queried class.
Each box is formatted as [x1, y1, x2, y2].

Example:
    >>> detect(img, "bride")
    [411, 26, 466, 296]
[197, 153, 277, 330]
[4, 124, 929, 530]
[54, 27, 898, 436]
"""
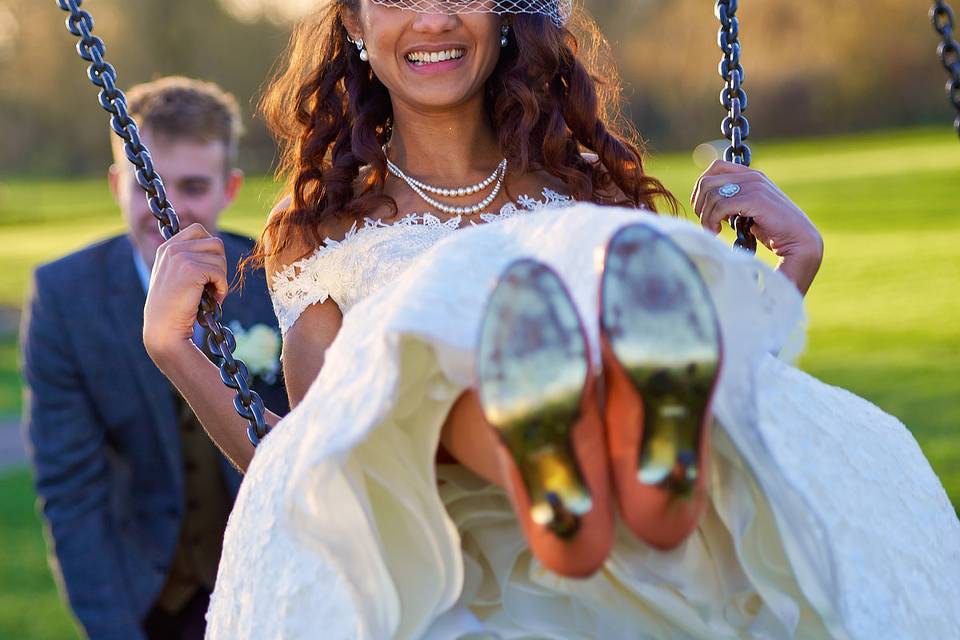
[143, 1, 960, 637]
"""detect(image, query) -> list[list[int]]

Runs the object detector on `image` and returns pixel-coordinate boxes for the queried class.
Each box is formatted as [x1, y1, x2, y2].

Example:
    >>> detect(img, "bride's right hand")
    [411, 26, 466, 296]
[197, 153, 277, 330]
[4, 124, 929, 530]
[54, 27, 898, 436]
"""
[143, 223, 228, 365]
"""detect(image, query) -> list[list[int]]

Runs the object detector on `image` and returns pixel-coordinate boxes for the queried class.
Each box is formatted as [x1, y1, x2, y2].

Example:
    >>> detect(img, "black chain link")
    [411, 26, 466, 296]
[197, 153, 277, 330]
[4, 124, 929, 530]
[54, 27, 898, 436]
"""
[716, 0, 757, 254]
[55, 0, 270, 446]
[932, 1, 960, 137]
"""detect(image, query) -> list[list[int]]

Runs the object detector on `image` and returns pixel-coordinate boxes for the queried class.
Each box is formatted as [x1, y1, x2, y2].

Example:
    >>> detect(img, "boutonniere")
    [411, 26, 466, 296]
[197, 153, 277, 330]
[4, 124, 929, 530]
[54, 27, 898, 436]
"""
[228, 321, 281, 385]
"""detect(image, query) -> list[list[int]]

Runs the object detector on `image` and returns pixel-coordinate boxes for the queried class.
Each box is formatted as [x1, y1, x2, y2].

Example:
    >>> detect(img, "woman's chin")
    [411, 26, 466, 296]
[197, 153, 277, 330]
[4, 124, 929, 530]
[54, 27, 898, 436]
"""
[398, 87, 481, 112]
[391, 69, 484, 110]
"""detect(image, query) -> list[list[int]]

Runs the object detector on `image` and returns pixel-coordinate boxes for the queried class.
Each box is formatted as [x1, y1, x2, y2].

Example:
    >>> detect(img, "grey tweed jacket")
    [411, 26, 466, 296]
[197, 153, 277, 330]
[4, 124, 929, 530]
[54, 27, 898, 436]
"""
[20, 232, 289, 640]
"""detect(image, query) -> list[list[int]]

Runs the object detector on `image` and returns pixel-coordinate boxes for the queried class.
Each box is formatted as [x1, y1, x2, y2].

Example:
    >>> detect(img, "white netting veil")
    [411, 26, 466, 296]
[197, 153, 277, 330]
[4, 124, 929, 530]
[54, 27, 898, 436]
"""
[368, 0, 573, 27]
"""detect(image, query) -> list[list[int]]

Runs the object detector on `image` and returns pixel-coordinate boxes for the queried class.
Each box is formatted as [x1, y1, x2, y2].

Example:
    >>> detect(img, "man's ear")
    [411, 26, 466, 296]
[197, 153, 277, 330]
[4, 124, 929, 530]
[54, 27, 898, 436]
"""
[224, 168, 244, 207]
[107, 164, 122, 204]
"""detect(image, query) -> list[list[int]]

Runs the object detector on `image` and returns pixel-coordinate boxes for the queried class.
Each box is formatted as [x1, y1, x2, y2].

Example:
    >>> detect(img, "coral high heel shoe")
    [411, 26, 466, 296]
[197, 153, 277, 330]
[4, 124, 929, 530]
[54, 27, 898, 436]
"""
[476, 259, 613, 577]
[599, 225, 722, 550]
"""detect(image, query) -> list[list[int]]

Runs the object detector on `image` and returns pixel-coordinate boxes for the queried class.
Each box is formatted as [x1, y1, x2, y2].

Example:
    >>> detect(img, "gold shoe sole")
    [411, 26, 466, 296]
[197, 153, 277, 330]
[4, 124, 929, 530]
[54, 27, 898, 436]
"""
[477, 259, 593, 539]
[601, 225, 721, 496]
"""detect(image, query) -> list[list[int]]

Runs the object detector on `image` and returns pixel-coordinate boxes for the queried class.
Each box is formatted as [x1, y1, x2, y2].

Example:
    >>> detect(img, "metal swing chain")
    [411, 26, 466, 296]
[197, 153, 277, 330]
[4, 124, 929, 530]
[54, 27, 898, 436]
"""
[931, 1, 960, 137]
[55, 0, 270, 447]
[716, 0, 758, 254]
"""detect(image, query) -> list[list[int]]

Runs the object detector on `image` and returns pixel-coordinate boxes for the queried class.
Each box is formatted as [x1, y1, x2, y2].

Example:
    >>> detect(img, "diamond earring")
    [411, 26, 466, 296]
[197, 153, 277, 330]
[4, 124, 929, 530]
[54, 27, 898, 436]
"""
[500, 24, 510, 48]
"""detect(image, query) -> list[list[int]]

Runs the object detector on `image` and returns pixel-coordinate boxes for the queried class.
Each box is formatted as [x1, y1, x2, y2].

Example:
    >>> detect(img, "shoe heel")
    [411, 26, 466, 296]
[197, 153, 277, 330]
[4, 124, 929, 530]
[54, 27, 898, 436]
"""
[600, 225, 721, 544]
[477, 259, 593, 539]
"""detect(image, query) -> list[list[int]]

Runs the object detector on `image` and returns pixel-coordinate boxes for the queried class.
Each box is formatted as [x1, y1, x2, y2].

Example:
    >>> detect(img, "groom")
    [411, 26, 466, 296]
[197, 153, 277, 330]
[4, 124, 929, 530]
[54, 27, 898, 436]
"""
[20, 77, 288, 640]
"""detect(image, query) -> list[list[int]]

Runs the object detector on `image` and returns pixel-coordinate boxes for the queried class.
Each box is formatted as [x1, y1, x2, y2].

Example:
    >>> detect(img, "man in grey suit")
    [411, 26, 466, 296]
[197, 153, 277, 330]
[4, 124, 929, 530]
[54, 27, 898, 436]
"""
[20, 77, 288, 640]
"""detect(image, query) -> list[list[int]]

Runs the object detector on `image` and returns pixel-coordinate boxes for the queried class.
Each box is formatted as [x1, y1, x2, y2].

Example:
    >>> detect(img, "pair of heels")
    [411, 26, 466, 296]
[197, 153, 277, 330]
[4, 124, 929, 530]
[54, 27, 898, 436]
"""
[475, 224, 722, 577]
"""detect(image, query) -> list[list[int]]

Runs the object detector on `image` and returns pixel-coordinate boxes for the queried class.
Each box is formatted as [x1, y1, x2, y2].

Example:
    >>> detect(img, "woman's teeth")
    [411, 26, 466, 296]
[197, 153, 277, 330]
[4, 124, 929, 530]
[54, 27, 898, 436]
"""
[405, 49, 466, 66]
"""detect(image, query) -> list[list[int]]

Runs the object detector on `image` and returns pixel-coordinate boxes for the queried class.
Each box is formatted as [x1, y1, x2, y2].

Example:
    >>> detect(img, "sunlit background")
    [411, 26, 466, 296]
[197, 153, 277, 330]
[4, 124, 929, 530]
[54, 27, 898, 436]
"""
[0, 1, 957, 637]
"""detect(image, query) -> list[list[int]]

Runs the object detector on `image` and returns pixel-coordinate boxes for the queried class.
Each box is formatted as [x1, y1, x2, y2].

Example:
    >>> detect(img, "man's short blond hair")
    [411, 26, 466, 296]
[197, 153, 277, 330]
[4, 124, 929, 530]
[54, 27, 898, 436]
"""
[111, 76, 244, 169]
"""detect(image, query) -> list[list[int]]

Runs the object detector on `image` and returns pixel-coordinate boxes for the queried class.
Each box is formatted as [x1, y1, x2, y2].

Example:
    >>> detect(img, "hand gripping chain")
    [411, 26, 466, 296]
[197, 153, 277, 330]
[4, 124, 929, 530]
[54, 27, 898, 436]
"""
[55, 0, 270, 446]
[716, 0, 757, 254]
[932, 1, 960, 138]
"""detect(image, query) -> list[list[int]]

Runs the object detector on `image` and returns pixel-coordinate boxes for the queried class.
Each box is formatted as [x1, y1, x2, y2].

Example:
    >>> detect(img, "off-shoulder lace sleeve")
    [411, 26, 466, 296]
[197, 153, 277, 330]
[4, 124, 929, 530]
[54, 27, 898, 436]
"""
[269, 231, 355, 336]
[268, 190, 575, 335]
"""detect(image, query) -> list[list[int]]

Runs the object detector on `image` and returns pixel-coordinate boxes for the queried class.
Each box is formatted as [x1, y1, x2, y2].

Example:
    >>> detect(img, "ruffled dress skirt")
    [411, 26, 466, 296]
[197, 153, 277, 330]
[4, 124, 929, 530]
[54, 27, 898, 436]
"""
[206, 204, 960, 639]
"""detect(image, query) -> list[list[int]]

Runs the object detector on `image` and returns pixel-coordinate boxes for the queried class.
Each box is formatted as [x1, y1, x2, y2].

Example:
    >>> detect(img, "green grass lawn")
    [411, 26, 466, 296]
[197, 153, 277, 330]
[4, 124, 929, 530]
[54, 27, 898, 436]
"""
[0, 472, 80, 639]
[0, 125, 958, 638]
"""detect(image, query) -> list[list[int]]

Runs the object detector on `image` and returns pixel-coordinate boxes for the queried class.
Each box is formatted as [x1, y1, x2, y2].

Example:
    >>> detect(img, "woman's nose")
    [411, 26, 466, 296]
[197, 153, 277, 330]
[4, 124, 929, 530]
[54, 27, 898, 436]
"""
[410, 9, 461, 33]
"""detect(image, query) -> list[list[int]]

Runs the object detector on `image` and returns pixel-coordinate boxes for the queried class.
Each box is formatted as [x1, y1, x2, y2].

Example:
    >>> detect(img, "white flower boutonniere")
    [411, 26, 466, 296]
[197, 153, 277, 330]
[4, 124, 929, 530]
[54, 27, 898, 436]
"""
[229, 321, 281, 385]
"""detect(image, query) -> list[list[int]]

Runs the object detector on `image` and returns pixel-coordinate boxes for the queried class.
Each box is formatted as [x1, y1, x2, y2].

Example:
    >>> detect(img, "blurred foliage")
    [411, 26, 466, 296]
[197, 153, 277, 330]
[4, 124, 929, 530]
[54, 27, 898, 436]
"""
[0, 0, 291, 175]
[607, 0, 954, 151]
[0, 0, 953, 176]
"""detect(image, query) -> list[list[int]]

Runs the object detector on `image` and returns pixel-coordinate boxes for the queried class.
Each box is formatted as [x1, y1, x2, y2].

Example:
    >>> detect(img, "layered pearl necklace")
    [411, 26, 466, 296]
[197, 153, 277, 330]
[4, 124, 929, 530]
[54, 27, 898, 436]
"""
[384, 148, 508, 216]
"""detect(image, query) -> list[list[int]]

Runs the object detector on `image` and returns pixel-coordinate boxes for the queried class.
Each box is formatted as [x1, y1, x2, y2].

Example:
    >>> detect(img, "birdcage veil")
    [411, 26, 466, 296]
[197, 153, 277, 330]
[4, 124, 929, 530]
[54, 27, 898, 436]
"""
[368, 0, 573, 28]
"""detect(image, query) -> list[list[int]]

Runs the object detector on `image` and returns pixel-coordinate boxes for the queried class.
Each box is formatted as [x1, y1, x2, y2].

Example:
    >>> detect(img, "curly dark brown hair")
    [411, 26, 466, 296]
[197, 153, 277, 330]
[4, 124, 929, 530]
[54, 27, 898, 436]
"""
[245, 2, 676, 277]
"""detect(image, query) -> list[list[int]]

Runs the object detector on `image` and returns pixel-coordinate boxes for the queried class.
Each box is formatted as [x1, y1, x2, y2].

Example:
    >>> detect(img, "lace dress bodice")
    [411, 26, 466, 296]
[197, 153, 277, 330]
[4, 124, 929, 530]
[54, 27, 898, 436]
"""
[270, 188, 574, 333]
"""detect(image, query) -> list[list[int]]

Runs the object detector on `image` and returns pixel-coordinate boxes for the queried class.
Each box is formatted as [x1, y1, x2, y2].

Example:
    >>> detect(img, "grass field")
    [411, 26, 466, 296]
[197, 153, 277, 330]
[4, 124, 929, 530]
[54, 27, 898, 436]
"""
[0, 126, 958, 638]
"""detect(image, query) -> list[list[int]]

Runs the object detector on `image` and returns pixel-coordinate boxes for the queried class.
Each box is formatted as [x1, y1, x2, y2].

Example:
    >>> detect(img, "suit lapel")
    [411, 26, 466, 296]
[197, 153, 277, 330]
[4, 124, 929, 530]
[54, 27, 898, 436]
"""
[105, 237, 183, 491]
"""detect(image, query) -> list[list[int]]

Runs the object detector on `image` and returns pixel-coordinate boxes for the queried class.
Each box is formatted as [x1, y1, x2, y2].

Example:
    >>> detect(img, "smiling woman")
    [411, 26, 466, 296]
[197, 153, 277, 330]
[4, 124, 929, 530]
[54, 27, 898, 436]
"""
[128, 0, 960, 638]
[249, 0, 670, 274]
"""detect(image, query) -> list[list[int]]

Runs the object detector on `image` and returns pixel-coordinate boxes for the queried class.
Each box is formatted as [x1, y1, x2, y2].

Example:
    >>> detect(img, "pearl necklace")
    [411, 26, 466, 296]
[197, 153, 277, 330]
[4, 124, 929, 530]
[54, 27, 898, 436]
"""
[384, 151, 508, 216]
[386, 158, 506, 198]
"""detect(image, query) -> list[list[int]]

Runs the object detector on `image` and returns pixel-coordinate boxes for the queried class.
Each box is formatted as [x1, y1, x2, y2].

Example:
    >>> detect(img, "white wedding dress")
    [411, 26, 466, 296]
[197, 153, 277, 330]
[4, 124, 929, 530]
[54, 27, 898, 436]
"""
[206, 192, 960, 639]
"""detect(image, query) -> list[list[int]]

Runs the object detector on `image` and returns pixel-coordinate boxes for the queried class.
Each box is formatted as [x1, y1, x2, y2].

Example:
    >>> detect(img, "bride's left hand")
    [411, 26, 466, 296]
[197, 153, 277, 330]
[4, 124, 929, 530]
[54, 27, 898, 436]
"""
[691, 160, 824, 295]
